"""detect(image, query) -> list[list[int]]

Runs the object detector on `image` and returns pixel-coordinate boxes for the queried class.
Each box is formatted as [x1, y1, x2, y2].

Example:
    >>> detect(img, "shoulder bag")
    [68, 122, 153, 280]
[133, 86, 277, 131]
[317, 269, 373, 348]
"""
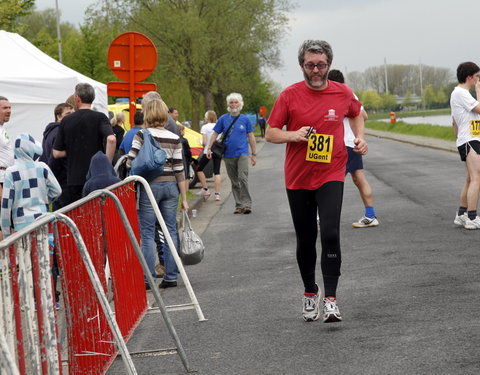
[130, 129, 167, 181]
[211, 115, 240, 158]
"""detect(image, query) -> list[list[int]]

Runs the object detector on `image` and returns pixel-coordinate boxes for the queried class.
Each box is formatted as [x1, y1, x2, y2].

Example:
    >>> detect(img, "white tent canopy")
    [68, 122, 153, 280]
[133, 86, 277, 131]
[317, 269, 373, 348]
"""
[0, 30, 108, 142]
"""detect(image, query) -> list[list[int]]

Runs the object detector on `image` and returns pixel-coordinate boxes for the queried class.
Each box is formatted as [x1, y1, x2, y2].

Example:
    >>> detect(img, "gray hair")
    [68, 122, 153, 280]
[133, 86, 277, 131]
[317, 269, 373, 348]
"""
[298, 40, 333, 67]
[75, 83, 95, 104]
[226, 92, 244, 112]
[142, 91, 162, 108]
[0, 96, 9, 101]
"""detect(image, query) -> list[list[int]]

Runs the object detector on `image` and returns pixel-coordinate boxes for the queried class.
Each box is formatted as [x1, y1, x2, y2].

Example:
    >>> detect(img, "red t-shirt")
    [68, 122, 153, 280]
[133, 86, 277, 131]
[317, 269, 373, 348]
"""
[268, 80, 361, 190]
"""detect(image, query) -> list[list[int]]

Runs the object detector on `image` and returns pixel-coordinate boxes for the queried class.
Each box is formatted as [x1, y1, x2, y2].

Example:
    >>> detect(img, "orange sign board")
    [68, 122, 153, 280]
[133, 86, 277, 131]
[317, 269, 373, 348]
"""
[108, 32, 157, 82]
[107, 32, 158, 125]
[107, 82, 157, 97]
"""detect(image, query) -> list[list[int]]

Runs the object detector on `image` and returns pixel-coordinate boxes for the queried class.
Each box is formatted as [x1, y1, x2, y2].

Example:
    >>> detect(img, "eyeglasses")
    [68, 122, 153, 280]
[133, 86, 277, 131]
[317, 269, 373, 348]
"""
[303, 62, 329, 71]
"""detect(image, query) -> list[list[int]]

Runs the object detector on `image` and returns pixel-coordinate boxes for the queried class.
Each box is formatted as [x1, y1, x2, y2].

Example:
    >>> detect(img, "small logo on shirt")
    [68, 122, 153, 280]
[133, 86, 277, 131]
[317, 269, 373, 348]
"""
[324, 109, 338, 122]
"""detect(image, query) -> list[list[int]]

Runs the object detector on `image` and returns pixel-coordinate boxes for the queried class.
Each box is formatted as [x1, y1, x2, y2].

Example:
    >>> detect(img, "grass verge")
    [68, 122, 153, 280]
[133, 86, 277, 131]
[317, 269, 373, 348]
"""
[366, 120, 455, 141]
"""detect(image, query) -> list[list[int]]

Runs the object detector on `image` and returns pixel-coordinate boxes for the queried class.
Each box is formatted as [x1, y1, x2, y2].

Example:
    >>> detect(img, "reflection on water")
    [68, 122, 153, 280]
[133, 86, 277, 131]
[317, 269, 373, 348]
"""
[379, 115, 452, 127]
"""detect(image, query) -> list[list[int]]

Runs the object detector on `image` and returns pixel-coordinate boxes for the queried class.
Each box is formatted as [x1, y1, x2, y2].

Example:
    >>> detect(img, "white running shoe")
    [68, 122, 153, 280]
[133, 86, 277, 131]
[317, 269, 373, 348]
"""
[214, 193, 221, 201]
[464, 216, 480, 230]
[196, 188, 211, 197]
[323, 297, 342, 323]
[302, 292, 320, 322]
[352, 216, 379, 228]
[453, 213, 467, 227]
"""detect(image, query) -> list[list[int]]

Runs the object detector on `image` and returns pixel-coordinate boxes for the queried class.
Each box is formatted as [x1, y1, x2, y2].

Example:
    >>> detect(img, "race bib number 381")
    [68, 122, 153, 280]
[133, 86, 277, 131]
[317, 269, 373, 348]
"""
[470, 120, 480, 137]
[306, 133, 333, 163]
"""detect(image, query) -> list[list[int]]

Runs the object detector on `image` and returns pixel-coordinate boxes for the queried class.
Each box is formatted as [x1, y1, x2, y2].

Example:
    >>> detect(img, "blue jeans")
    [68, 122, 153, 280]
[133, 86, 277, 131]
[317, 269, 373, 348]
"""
[138, 182, 179, 282]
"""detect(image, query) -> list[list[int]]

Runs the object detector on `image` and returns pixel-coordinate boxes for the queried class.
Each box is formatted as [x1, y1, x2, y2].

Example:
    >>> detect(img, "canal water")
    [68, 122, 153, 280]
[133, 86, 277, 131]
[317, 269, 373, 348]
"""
[380, 114, 452, 127]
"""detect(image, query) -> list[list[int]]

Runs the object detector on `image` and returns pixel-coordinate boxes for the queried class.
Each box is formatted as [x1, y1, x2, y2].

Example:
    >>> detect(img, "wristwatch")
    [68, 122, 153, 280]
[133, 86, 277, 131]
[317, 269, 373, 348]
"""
[251, 153, 257, 156]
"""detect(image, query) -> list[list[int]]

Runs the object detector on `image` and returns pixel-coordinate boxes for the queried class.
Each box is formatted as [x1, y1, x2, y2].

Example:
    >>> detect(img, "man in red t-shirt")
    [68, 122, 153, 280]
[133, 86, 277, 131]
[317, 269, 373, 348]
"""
[266, 40, 367, 323]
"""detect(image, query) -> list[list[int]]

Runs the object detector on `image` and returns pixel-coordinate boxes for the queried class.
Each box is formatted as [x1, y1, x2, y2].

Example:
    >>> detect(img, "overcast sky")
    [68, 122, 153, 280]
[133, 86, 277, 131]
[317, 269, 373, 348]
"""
[36, 0, 480, 88]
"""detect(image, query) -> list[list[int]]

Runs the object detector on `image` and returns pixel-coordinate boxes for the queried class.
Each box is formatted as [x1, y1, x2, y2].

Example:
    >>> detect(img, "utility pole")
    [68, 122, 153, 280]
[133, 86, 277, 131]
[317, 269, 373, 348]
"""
[384, 57, 389, 94]
[419, 58, 424, 109]
[55, 0, 63, 63]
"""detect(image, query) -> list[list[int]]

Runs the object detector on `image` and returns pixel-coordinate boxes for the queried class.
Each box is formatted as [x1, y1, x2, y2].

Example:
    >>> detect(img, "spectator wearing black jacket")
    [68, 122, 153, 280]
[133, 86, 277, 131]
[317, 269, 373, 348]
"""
[40, 102, 73, 209]
[82, 151, 120, 197]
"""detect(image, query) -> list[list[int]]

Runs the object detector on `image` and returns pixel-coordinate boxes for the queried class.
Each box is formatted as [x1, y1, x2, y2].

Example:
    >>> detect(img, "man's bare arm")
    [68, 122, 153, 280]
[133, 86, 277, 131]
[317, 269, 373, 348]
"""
[52, 149, 66, 158]
[265, 125, 312, 144]
[105, 135, 116, 162]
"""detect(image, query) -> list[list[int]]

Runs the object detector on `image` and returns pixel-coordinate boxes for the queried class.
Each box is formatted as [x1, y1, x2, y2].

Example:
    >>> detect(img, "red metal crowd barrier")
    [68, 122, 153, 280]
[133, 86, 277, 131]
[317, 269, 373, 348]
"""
[56, 182, 147, 374]
[1, 179, 192, 374]
[103, 184, 146, 339]
[0, 182, 149, 374]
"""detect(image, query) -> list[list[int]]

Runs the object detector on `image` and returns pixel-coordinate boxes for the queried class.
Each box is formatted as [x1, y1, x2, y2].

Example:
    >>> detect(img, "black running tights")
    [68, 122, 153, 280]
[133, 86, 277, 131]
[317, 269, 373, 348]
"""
[286, 181, 343, 296]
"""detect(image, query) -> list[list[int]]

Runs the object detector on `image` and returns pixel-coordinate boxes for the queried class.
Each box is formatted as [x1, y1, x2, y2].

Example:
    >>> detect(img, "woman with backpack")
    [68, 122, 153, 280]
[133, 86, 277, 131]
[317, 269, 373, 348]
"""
[127, 98, 189, 289]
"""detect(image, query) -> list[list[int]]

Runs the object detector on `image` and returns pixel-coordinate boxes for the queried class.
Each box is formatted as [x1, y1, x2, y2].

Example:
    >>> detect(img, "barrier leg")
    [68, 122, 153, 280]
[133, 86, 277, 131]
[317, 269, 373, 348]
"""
[129, 179, 207, 322]
[17, 237, 41, 374]
[8, 246, 26, 375]
[97, 190, 192, 372]
[0, 330, 20, 375]
[52, 214, 138, 375]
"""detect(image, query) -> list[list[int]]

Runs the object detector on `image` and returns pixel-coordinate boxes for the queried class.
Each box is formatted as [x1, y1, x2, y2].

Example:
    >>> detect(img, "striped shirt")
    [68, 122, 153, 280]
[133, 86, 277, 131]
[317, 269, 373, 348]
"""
[126, 127, 185, 183]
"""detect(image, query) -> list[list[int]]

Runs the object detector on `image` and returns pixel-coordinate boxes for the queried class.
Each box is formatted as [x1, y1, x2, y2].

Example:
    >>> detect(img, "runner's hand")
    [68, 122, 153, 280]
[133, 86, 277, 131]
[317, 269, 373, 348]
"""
[292, 126, 313, 142]
[353, 138, 368, 155]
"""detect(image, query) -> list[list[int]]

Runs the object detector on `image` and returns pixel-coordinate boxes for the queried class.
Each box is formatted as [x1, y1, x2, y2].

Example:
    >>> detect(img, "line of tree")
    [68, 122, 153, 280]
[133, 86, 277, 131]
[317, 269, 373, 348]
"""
[347, 64, 454, 96]
[345, 64, 457, 111]
[357, 84, 451, 112]
[3, 1, 461, 123]
[4, 0, 294, 129]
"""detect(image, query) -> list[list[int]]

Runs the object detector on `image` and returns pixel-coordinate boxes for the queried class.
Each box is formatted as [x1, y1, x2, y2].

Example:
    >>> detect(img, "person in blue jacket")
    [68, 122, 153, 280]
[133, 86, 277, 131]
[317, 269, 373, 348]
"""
[206, 93, 257, 214]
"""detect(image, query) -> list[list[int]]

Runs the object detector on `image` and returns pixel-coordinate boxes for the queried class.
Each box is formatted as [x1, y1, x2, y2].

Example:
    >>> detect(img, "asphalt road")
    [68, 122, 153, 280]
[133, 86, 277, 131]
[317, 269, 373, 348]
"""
[108, 135, 480, 375]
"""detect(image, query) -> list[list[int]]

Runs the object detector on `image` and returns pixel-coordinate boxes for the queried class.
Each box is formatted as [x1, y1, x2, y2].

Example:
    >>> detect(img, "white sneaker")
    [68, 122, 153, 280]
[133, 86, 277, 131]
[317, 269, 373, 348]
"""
[214, 193, 221, 201]
[323, 297, 342, 323]
[464, 216, 480, 230]
[302, 292, 320, 322]
[196, 188, 211, 197]
[352, 216, 379, 228]
[453, 213, 467, 227]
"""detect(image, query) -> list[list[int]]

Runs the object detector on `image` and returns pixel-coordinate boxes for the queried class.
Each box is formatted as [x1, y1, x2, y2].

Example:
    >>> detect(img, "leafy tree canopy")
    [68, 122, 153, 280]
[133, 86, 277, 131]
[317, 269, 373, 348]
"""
[0, 0, 34, 32]
[111, 0, 294, 125]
